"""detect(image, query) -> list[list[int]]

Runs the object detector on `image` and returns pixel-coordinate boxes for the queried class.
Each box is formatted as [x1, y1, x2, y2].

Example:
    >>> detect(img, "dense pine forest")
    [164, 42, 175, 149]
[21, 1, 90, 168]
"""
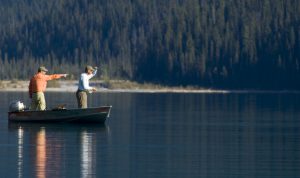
[0, 0, 299, 89]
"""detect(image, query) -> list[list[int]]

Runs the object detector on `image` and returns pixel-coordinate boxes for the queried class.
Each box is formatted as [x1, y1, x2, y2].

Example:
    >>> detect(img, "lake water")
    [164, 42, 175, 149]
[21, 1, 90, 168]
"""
[0, 92, 299, 178]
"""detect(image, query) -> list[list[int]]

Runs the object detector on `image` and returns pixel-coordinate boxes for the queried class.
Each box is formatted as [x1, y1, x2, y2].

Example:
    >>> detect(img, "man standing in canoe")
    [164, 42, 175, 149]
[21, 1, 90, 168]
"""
[76, 65, 97, 108]
[29, 66, 67, 110]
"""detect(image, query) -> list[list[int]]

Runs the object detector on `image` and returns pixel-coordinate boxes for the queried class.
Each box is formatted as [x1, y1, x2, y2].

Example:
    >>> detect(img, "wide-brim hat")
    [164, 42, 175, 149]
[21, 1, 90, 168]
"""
[39, 66, 48, 72]
[85, 65, 95, 71]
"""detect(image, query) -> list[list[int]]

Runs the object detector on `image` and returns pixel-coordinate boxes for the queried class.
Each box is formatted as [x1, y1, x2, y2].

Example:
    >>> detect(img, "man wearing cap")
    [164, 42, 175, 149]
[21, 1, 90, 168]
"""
[29, 66, 67, 110]
[76, 65, 97, 108]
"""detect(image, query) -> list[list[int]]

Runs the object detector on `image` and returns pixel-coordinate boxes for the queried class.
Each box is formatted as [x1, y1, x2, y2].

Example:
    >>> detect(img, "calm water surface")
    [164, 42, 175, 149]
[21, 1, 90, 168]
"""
[0, 92, 299, 178]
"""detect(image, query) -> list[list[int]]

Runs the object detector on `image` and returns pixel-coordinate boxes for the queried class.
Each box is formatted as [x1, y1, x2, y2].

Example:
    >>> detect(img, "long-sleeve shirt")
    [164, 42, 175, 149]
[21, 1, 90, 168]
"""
[29, 73, 64, 98]
[78, 70, 97, 91]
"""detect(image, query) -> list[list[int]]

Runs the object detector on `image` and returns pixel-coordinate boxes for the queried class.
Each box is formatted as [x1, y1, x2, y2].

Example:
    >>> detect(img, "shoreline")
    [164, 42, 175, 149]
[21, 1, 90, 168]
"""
[0, 80, 300, 93]
[1, 89, 300, 94]
[1, 87, 300, 94]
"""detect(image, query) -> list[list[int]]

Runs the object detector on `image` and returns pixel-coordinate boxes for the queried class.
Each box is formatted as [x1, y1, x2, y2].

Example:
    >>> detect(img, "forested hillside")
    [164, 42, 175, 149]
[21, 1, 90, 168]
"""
[0, 0, 299, 89]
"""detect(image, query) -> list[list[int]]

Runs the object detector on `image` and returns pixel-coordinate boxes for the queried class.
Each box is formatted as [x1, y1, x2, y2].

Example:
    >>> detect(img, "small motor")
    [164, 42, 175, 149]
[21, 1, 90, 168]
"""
[9, 101, 26, 112]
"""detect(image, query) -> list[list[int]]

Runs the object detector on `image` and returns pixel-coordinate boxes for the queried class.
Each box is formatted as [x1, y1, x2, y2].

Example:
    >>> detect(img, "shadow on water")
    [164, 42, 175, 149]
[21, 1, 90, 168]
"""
[8, 122, 109, 133]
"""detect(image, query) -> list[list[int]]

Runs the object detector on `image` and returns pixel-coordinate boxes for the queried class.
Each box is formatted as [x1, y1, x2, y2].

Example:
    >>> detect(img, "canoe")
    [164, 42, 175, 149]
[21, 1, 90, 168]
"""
[8, 106, 112, 123]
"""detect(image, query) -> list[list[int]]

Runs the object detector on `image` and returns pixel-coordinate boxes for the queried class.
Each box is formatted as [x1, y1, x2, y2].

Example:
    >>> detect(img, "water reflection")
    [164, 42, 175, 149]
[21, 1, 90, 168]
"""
[3, 92, 300, 178]
[17, 127, 24, 178]
[81, 130, 96, 178]
[10, 122, 109, 178]
[36, 128, 46, 178]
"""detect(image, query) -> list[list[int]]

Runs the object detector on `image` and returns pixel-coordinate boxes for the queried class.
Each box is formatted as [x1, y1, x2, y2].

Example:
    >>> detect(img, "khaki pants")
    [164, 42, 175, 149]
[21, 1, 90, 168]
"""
[30, 92, 46, 110]
[76, 90, 87, 108]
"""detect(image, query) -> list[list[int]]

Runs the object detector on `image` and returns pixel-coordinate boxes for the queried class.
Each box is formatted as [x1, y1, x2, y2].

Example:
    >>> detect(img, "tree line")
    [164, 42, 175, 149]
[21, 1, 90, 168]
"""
[0, 0, 299, 89]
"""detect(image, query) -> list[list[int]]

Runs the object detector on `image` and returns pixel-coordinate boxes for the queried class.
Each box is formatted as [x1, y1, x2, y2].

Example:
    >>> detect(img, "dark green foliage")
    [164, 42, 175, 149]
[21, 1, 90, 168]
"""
[0, 0, 299, 89]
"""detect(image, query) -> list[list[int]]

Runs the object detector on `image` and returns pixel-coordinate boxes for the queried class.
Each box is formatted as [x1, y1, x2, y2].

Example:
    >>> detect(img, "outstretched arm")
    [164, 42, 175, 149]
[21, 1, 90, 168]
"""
[45, 74, 67, 81]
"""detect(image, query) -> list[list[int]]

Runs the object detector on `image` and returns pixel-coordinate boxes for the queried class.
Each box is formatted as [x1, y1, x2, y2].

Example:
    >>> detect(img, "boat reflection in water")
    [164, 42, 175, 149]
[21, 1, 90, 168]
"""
[10, 123, 109, 178]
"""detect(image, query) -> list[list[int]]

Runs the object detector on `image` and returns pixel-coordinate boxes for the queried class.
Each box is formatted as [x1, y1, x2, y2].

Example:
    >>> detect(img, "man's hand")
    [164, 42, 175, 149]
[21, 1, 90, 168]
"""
[88, 88, 97, 93]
